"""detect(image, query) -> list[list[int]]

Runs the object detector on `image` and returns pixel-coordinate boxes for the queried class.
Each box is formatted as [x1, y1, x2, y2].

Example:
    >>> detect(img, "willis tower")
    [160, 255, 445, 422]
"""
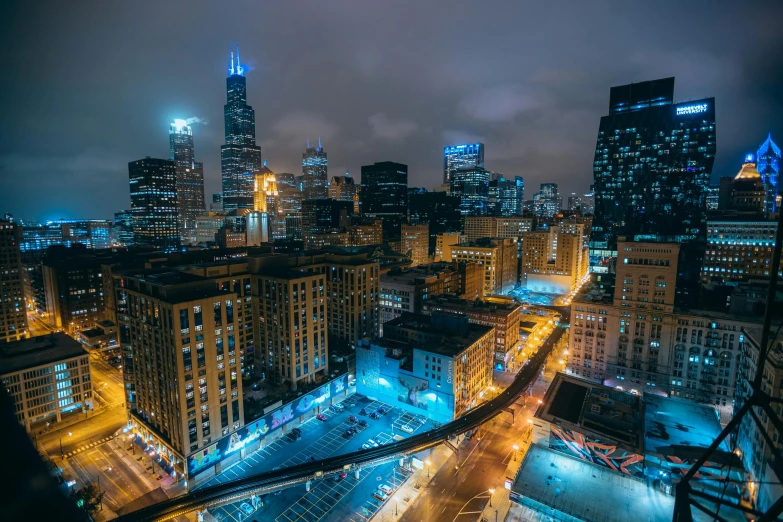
[221, 46, 261, 211]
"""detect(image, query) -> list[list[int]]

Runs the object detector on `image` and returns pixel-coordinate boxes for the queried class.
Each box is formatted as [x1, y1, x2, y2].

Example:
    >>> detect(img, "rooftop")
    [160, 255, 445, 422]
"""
[0, 333, 88, 375]
[380, 264, 455, 286]
[423, 294, 521, 315]
[537, 373, 643, 453]
[572, 274, 615, 305]
[384, 312, 493, 358]
[511, 445, 736, 522]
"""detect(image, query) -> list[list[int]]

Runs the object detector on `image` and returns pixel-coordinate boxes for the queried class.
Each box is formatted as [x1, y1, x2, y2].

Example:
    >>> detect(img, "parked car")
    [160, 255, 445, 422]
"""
[334, 402, 344, 410]
[361, 442, 372, 449]
[377, 407, 387, 415]
[349, 426, 359, 434]
[349, 379, 357, 387]
[358, 420, 368, 427]
[359, 408, 368, 415]
[240, 503, 255, 515]
[367, 439, 379, 447]
[369, 412, 381, 420]
[400, 424, 414, 433]
[344, 430, 354, 439]
[333, 472, 347, 482]
[373, 491, 389, 502]
[379, 484, 393, 495]
[316, 413, 327, 421]
[348, 415, 358, 423]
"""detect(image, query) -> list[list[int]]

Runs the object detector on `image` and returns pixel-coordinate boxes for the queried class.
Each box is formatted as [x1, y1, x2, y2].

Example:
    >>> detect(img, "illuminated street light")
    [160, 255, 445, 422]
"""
[512, 444, 519, 461]
[488, 488, 495, 507]
[426, 459, 431, 478]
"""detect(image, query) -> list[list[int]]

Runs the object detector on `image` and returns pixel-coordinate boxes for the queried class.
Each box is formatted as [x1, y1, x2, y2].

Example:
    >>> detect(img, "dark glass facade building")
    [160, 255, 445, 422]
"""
[170, 120, 206, 240]
[302, 143, 328, 200]
[757, 133, 781, 213]
[444, 143, 484, 184]
[128, 157, 180, 252]
[450, 166, 489, 216]
[409, 192, 462, 253]
[488, 176, 524, 216]
[221, 47, 262, 211]
[591, 77, 716, 254]
[360, 161, 408, 242]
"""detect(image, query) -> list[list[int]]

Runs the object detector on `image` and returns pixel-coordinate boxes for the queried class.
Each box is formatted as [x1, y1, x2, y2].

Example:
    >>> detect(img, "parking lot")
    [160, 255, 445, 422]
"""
[201, 393, 433, 522]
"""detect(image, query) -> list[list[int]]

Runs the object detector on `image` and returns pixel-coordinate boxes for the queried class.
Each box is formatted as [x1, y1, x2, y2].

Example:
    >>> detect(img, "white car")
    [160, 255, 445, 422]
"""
[333, 403, 344, 410]
[379, 484, 393, 495]
[400, 424, 414, 433]
[373, 491, 389, 502]
[367, 439, 379, 447]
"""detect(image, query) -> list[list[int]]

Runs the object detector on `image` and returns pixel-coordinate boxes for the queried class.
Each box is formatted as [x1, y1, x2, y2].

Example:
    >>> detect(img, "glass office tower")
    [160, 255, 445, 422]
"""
[360, 161, 408, 242]
[220, 46, 262, 211]
[591, 77, 716, 260]
[757, 133, 781, 213]
[444, 143, 484, 184]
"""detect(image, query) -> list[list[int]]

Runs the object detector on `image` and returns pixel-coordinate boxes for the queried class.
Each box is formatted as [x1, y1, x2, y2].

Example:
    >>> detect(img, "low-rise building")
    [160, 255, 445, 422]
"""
[452, 238, 518, 296]
[701, 218, 778, 283]
[520, 224, 588, 294]
[434, 232, 463, 262]
[355, 312, 494, 423]
[0, 333, 92, 433]
[421, 295, 522, 371]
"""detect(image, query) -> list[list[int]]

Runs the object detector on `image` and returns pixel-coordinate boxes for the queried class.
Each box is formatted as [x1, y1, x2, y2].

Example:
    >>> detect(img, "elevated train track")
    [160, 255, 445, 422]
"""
[118, 326, 565, 521]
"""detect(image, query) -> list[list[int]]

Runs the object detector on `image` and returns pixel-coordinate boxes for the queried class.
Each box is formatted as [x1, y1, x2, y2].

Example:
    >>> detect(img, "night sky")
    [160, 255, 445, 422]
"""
[1, 1, 782, 221]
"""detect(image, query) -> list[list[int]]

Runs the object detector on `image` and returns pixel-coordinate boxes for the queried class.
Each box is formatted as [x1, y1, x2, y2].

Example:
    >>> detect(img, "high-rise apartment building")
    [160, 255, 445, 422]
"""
[302, 142, 328, 200]
[444, 143, 484, 184]
[221, 47, 262, 211]
[591, 77, 716, 253]
[452, 238, 518, 296]
[463, 216, 534, 242]
[757, 133, 781, 213]
[128, 157, 180, 252]
[170, 119, 206, 243]
[450, 166, 490, 216]
[400, 224, 429, 267]
[117, 271, 244, 484]
[0, 220, 28, 343]
[361, 162, 408, 242]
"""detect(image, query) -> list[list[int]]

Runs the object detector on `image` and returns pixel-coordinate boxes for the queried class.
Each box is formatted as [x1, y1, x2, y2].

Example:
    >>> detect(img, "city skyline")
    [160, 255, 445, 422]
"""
[2, 2, 782, 221]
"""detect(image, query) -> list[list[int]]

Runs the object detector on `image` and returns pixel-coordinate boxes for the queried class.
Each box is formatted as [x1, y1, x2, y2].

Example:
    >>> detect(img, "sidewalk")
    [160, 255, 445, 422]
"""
[368, 437, 457, 521]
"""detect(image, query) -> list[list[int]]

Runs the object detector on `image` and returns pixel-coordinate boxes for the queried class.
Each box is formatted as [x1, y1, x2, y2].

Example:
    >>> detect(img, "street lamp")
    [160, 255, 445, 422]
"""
[426, 459, 431, 478]
[512, 444, 519, 461]
[60, 431, 73, 458]
[488, 488, 495, 507]
[394, 495, 399, 516]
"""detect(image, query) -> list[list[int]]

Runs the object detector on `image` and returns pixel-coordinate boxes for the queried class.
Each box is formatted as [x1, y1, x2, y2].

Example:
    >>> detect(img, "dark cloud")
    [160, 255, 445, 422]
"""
[1, 1, 782, 220]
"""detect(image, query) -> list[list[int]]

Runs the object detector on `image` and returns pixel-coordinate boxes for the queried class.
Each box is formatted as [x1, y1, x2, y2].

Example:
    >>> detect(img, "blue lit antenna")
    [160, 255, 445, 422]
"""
[236, 45, 243, 76]
[229, 47, 235, 76]
[307, 138, 311, 149]
[318, 136, 322, 150]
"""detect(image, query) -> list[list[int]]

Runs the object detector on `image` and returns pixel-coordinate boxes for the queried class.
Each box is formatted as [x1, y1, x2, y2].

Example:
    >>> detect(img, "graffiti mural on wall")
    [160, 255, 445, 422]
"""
[397, 373, 429, 410]
[550, 425, 644, 477]
[188, 374, 347, 475]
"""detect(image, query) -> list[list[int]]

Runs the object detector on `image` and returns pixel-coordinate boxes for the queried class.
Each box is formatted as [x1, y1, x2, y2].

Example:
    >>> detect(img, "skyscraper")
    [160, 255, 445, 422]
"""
[128, 157, 180, 252]
[488, 175, 524, 216]
[360, 161, 408, 242]
[450, 166, 490, 216]
[221, 46, 262, 211]
[0, 220, 28, 342]
[328, 172, 357, 203]
[591, 77, 716, 252]
[302, 141, 328, 200]
[444, 143, 484, 184]
[757, 133, 781, 213]
[170, 119, 206, 243]
[533, 183, 561, 217]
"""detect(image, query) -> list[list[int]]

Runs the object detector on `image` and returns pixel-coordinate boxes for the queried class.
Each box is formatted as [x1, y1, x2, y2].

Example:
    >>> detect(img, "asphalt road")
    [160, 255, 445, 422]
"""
[399, 326, 566, 522]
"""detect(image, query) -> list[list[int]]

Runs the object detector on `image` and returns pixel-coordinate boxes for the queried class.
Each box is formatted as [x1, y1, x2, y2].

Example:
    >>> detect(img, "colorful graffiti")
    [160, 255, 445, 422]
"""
[397, 373, 429, 410]
[188, 374, 348, 475]
[550, 425, 644, 477]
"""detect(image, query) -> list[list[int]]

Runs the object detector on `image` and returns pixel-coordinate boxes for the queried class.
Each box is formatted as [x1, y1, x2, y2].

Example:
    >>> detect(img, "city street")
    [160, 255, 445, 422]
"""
[397, 326, 566, 522]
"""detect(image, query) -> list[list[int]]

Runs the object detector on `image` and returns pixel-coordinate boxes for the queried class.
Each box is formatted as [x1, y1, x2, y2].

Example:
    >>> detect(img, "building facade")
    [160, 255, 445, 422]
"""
[328, 174, 357, 204]
[119, 272, 245, 482]
[434, 232, 463, 262]
[0, 333, 91, 432]
[444, 143, 484, 184]
[400, 224, 429, 267]
[591, 77, 716, 253]
[221, 47, 262, 211]
[361, 161, 408, 242]
[421, 296, 522, 371]
[757, 133, 781, 214]
[170, 119, 206, 243]
[701, 219, 778, 283]
[0, 220, 28, 343]
[450, 166, 490, 216]
[533, 183, 561, 218]
[488, 176, 524, 216]
[452, 238, 518, 296]
[463, 216, 534, 242]
[128, 157, 180, 252]
[408, 192, 462, 254]
[302, 143, 328, 200]
[521, 225, 588, 294]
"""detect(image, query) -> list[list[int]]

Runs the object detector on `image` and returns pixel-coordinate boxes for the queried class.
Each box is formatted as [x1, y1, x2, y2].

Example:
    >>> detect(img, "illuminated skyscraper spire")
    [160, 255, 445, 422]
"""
[229, 48, 235, 76]
[235, 45, 243, 76]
